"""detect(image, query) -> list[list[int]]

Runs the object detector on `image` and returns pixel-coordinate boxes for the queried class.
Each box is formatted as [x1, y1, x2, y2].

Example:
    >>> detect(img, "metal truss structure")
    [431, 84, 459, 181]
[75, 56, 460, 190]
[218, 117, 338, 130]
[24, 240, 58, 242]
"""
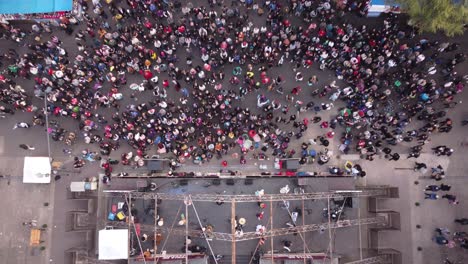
[103, 188, 388, 202]
[104, 216, 386, 242]
[344, 254, 392, 264]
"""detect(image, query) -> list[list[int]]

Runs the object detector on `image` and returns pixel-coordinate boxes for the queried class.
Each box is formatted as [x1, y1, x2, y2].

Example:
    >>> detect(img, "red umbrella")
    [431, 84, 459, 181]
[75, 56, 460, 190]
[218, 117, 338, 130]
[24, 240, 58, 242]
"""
[261, 77, 270, 84]
[84, 119, 93, 126]
[248, 130, 256, 138]
[143, 70, 153, 80]
[0, 75, 5, 82]
[178, 25, 185, 33]
[204, 63, 211, 71]
[358, 140, 366, 147]
[222, 160, 228, 167]
[220, 41, 228, 49]
[71, 98, 78, 105]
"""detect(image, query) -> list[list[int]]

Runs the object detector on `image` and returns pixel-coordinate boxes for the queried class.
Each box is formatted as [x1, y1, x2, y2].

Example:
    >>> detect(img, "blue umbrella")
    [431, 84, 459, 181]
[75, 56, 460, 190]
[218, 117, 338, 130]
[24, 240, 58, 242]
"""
[420, 93, 429, 101]
[309, 150, 317, 157]
[155, 136, 161, 144]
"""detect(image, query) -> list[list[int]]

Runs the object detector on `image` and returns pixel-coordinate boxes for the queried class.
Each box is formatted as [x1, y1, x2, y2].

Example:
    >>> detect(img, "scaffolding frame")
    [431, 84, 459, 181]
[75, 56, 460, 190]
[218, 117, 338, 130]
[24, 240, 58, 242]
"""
[103, 189, 387, 202]
[98, 188, 394, 264]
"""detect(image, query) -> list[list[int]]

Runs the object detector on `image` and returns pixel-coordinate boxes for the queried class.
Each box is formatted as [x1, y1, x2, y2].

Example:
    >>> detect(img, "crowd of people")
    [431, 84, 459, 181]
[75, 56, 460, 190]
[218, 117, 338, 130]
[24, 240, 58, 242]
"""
[0, 0, 465, 176]
[0, 1, 466, 261]
[433, 227, 468, 250]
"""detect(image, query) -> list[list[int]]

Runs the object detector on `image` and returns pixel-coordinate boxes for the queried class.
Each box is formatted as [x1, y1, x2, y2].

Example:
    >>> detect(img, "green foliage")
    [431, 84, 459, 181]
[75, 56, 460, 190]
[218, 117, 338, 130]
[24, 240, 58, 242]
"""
[396, 0, 468, 36]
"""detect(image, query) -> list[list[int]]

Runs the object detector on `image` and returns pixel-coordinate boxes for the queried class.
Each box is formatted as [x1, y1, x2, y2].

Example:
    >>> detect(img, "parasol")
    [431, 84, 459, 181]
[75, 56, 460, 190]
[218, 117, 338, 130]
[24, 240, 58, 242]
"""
[129, 83, 140, 90]
[143, 70, 153, 80]
[238, 218, 246, 225]
[8, 65, 18, 73]
[220, 41, 228, 49]
[243, 139, 253, 149]
[253, 134, 261, 142]
[54, 70, 63, 78]
[340, 108, 351, 117]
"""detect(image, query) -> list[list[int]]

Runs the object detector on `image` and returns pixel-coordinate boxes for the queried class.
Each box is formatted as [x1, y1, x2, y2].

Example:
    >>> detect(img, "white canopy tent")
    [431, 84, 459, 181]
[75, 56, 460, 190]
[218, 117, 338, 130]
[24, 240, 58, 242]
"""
[23, 156, 51, 183]
[98, 229, 129, 260]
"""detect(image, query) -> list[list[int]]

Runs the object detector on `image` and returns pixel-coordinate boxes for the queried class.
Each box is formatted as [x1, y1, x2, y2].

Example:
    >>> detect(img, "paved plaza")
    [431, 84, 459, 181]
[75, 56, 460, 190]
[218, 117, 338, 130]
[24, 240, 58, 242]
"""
[0, 0, 467, 264]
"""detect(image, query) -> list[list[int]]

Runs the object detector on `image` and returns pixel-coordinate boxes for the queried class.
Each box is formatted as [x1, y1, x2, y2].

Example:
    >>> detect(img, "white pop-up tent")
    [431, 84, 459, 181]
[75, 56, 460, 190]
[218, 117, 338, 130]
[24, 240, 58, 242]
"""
[98, 229, 129, 260]
[23, 156, 51, 183]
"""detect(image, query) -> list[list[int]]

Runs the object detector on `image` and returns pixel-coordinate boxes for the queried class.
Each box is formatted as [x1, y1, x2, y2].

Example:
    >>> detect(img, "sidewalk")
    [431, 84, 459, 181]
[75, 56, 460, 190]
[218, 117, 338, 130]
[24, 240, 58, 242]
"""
[356, 153, 468, 263]
[0, 169, 54, 264]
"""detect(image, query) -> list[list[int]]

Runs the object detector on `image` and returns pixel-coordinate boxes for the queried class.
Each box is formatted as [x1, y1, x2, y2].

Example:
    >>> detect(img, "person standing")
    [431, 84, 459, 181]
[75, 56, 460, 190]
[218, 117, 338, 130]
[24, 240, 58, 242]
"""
[256, 211, 264, 220]
[283, 240, 292, 252]
[388, 152, 400, 161]
[434, 235, 448, 245]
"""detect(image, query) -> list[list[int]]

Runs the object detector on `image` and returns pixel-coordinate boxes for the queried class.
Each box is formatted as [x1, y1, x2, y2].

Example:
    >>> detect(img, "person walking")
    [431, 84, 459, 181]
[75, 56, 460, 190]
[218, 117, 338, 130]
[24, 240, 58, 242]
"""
[454, 218, 468, 225]
[442, 194, 459, 204]
[424, 193, 439, 200]
[19, 144, 35, 150]
[425, 185, 440, 192]
[434, 235, 448, 245]
[414, 162, 427, 173]
[440, 184, 451, 191]
[13, 122, 30, 129]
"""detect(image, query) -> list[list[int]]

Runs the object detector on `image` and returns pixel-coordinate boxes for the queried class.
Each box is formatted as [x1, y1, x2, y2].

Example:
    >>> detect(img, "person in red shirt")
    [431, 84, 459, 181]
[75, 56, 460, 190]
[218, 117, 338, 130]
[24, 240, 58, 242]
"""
[256, 211, 264, 220]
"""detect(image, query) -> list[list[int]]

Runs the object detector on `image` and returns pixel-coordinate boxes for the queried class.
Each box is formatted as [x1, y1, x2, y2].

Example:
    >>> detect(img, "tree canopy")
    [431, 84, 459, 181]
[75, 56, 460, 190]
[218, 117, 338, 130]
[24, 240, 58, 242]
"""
[395, 0, 467, 36]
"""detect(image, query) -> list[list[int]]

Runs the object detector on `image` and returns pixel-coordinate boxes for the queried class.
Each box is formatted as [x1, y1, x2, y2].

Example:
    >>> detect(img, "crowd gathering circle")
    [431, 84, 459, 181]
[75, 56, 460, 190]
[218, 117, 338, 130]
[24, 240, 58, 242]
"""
[0, 0, 465, 176]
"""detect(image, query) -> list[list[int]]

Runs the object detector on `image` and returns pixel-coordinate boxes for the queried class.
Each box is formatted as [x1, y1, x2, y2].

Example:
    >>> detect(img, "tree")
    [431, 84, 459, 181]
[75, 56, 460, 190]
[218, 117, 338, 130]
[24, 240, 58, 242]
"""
[395, 0, 467, 36]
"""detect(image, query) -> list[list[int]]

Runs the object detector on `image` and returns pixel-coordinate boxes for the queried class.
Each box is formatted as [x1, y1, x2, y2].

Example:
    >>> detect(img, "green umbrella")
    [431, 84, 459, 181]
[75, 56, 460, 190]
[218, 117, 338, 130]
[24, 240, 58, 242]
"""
[72, 106, 80, 113]
[8, 65, 18, 73]
[394, 80, 401, 87]
[340, 108, 351, 117]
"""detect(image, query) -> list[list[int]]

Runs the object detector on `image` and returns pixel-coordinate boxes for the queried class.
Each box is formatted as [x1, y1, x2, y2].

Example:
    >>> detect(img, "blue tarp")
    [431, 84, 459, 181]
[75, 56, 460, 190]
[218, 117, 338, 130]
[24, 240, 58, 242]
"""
[0, 0, 72, 15]
[372, 0, 386, 5]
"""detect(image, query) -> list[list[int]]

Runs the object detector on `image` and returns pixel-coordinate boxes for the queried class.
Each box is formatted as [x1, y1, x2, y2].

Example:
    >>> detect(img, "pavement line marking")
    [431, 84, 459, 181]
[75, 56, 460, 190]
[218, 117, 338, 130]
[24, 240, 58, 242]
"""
[0, 136, 4, 154]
